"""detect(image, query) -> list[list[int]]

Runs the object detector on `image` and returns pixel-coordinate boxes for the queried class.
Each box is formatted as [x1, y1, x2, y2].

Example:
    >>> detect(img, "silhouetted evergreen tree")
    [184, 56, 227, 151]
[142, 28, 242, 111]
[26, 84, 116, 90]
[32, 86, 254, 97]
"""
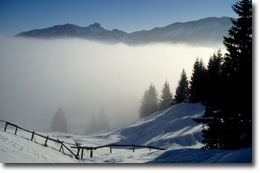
[139, 90, 148, 118]
[158, 80, 173, 110]
[51, 107, 68, 133]
[189, 58, 207, 103]
[206, 50, 224, 106]
[174, 69, 189, 104]
[223, 0, 252, 128]
[222, 0, 252, 148]
[194, 51, 226, 149]
[195, 0, 252, 149]
[139, 83, 158, 118]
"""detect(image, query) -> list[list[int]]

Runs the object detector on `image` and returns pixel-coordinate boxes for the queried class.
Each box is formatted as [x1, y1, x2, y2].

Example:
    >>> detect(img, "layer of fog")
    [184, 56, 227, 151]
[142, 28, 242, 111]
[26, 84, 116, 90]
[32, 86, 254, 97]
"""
[0, 37, 224, 134]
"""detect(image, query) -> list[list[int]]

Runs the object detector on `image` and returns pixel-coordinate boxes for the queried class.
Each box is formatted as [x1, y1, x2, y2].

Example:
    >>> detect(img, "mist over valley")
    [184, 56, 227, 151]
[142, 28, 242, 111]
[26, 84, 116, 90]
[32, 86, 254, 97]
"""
[0, 36, 223, 134]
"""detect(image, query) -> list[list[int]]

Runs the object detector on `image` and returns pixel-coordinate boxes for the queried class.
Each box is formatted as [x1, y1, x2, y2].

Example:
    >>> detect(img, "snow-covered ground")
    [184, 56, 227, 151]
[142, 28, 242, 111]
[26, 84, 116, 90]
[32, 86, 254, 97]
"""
[0, 103, 252, 163]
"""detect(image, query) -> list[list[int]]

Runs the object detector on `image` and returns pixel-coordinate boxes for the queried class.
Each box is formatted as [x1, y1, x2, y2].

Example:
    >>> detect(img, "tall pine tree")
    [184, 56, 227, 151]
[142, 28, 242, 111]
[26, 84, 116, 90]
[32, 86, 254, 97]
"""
[195, 0, 252, 149]
[206, 50, 223, 107]
[222, 0, 252, 148]
[174, 69, 189, 104]
[158, 80, 173, 110]
[189, 58, 207, 103]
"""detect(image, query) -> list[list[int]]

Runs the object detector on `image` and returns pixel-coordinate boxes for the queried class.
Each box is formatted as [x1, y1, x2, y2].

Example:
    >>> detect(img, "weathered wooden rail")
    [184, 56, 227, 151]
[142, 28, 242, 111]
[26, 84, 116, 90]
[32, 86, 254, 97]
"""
[71, 144, 166, 159]
[0, 120, 79, 159]
[0, 120, 167, 161]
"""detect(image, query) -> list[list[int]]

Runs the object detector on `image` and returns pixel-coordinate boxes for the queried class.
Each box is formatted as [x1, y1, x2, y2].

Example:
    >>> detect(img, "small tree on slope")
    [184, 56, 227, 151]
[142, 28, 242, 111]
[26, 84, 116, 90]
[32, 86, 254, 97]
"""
[51, 107, 68, 133]
[158, 80, 173, 110]
[174, 69, 189, 104]
[139, 83, 158, 118]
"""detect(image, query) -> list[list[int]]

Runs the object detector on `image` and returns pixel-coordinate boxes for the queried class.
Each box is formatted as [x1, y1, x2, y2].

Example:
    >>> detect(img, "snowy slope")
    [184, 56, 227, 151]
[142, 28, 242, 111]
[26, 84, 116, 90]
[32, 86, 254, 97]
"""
[0, 103, 252, 163]
[0, 129, 78, 163]
[108, 103, 205, 149]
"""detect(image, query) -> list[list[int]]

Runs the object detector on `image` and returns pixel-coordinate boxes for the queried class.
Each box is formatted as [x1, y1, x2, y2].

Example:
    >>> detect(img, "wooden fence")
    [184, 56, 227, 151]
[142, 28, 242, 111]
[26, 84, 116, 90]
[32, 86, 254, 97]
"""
[0, 120, 79, 159]
[0, 120, 166, 160]
[71, 144, 166, 159]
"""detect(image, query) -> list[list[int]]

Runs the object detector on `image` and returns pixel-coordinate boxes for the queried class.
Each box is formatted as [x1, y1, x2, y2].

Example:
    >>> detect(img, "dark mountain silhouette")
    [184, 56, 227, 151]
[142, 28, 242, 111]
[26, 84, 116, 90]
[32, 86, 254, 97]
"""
[16, 17, 232, 46]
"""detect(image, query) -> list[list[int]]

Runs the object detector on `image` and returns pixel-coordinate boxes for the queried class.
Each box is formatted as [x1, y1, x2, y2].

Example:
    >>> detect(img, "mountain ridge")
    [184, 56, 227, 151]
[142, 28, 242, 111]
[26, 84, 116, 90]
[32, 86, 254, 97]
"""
[16, 17, 233, 46]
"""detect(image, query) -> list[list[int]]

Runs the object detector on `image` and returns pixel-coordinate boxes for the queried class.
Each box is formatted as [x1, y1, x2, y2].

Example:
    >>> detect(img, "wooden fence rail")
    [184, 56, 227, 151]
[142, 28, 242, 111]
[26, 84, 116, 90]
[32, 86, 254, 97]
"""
[71, 144, 166, 159]
[0, 120, 79, 159]
[0, 120, 166, 161]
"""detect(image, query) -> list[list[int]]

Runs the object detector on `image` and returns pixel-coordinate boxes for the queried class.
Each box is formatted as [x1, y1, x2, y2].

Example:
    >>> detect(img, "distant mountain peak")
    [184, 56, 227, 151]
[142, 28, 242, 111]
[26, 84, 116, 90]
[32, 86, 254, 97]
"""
[89, 23, 101, 28]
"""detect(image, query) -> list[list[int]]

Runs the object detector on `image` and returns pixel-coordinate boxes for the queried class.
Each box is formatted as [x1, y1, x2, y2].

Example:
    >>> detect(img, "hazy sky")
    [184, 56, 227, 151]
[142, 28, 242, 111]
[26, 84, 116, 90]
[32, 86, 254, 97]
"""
[0, 0, 243, 134]
[0, 0, 238, 36]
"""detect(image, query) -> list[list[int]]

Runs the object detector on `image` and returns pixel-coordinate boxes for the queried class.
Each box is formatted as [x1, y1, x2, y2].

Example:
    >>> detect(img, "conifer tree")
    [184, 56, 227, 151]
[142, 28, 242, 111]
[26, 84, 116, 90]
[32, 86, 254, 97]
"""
[189, 58, 207, 103]
[195, 0, 252, 149]
[222, 0, 252, 148]
[206, 50, 223, 106]
[158, 80, 173, 110]
[51, 107, 68, 133]
[223, 0, 252, 119]
[139, 83, 158, 118]
[139, 90, 149, 118]
[174, 69, 189, 104]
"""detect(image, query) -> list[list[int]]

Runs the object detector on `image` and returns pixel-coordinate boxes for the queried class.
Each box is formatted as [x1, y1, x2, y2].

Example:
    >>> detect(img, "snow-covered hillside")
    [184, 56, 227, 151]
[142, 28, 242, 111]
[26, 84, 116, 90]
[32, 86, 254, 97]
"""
[108, 102, 205, 149]
[0, 103, 252, 163]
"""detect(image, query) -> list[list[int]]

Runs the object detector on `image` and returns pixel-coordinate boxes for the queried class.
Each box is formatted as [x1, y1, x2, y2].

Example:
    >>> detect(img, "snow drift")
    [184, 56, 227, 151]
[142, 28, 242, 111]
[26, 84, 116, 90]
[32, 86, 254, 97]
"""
[0, 103, 252, 163]
[109, 102, 205, 149]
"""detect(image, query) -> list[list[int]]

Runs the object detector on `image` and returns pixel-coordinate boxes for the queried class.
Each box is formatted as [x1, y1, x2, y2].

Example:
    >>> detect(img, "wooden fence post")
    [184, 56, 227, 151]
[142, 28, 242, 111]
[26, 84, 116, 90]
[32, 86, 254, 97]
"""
[59, 141, 64, 152]
[31, 131, 35, 141]
[110, 145, 112, 153]
[81, 148, 84, 159]
[62, 143, 79, 159]
[14, 127, 18, 135]
[90, 149, 93, 158]
[133, 145, 135, 152]
[4, 122, 8, 132]
[76, 144, 80, 157]
[44, 136, 49, 146]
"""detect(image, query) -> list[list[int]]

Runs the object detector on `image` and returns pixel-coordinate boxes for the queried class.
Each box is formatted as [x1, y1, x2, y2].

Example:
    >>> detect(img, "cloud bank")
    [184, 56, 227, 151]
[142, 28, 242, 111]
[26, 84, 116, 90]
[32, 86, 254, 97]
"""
[0, 37, 223, 134]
